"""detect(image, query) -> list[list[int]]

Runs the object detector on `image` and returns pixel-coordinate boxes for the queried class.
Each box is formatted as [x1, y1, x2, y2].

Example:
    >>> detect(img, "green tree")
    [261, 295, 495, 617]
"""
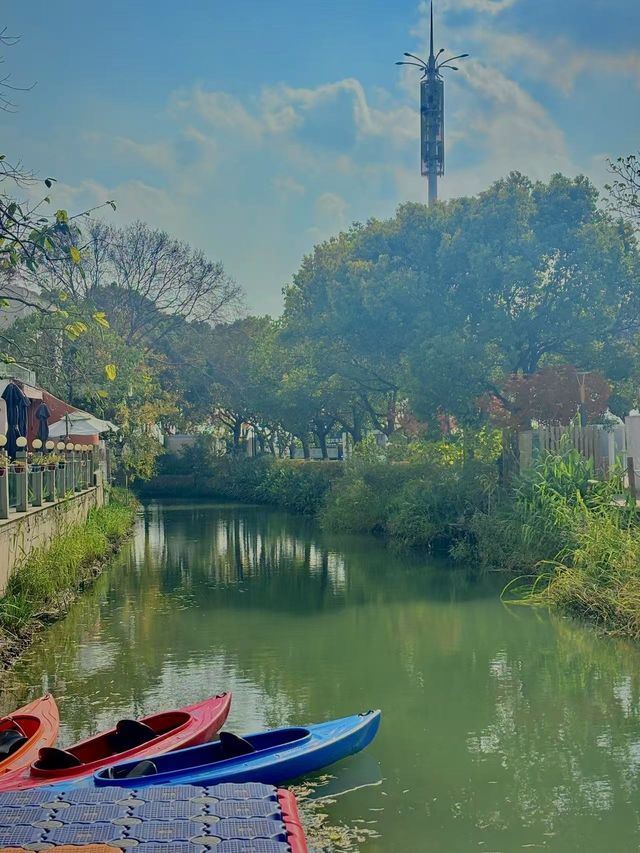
[188, 317, 277, 453]
[606, 152, 640, 230]
[3, 311, 176, 481]
[283, 172, 640, 428]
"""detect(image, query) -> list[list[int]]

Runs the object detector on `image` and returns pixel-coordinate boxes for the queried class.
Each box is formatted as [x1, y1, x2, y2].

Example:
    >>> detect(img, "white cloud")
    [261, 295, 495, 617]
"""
[172, 88, 263, 140]
[48, 177, 189, 241]
[112, 137, 175, 170]
[451, 26, 640, 95]
[315, 191, 349, 226]
[263, 79, 417, 147]
[272, 176, 305, 197]
[413, 1, 640, 98]
[419, 0, 518, 15]
[172, 78, 418, 157]
[451, 62, 573, 190]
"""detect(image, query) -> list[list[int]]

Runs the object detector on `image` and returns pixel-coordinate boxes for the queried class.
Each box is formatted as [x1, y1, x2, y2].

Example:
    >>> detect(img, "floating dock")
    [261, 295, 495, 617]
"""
[0, 782, 307, 852]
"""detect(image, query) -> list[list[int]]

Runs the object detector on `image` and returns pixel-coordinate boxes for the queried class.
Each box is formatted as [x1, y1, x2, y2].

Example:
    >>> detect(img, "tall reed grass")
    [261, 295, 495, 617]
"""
[493, 439, 640, 637]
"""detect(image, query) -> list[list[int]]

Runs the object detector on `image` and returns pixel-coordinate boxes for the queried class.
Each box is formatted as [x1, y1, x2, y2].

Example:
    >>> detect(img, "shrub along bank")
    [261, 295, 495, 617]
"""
[480, 444, 640, 640]
[0, 489, 138, 669]
[152, 441, 640, 639]
[150, 446, 498, 549]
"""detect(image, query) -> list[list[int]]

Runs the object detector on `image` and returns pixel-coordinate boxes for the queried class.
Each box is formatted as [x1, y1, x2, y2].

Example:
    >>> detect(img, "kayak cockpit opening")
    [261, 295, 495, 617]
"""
[0, 725, 28, 758]
[143, 710, 190, 735]
[219, 731, 256, 758]
[35, 746, 82, 770]
[192, 726, 311, 765]
[1, 713, 45, 743]
[246, 726, 310, 751]
[104, 759, 158, 780]
[107, 719, 157, 753]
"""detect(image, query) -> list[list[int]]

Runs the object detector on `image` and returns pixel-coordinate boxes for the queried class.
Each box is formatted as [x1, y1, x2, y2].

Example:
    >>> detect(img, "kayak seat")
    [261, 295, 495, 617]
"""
[219, 731, 257, 759]
[104, 759, 158, 780]
[108, 719, 157, 753]
[36, 746, 82, 770]
[0, 729, 28, 757]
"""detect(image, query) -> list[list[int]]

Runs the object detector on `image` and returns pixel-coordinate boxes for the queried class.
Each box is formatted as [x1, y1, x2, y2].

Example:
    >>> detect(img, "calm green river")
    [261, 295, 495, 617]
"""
[3, 501, 640, 851]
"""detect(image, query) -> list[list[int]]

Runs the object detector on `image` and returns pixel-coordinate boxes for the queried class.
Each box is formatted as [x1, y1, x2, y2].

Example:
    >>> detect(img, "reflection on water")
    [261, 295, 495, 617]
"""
[3, 500, 640, 851]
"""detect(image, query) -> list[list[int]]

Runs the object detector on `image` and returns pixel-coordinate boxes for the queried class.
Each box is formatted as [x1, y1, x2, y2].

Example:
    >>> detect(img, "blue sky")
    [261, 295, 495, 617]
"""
[3, 0, 640, 313]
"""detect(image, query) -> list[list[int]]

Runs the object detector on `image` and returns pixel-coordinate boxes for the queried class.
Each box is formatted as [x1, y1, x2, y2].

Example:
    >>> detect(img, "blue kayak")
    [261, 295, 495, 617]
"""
[92, 710, 381, 789]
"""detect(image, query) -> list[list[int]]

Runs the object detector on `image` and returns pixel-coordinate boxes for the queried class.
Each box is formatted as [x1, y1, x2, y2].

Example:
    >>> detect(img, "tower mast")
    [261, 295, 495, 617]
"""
[426, 2, 439, 205]
[396, 3, 468, 206]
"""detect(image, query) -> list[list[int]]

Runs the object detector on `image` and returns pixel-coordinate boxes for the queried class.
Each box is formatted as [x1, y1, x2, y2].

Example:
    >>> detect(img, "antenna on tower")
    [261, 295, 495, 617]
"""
[430, 1, 435, 62]
[395, 2, 469, 204]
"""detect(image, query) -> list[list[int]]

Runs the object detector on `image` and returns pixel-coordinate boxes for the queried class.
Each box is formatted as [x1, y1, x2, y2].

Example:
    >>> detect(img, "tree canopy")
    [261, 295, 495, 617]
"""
[280, 172, 640, 429]
[5, 168, 640, 473]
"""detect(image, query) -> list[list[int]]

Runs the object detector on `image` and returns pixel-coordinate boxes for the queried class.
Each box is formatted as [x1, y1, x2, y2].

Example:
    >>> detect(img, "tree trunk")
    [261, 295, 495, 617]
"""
[232, 419, 242, 454]
[301, 436, 310, 460]
[351, 409, 363, 444]
[317, 430, 328, 460]
[386, 392, 397, 437]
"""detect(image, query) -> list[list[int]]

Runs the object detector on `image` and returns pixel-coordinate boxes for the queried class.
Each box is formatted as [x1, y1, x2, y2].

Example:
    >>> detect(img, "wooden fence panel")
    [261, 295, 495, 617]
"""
[514, 424, 611, 477]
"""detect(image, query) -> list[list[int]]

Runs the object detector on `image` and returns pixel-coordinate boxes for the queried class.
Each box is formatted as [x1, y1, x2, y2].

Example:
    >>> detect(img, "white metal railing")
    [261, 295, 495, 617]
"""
[0, 446, 98, 521]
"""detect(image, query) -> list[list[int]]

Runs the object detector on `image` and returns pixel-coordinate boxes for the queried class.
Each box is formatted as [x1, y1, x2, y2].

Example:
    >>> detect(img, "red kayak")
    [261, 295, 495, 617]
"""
[0, 692, 231, 791]
[0, 695, 59, 776]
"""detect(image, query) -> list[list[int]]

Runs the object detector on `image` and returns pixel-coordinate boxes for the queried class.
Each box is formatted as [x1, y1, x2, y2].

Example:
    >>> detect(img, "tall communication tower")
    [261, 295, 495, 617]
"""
[396, 3, 468, 205]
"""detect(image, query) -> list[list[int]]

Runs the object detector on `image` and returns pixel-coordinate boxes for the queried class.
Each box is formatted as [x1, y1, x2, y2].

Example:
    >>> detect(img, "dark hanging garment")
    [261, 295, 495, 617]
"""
[35, 402, 51, 443]
[2, 382, 30, 459]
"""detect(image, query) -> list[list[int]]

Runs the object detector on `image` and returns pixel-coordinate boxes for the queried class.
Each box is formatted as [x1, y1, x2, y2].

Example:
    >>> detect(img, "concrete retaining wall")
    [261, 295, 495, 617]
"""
[0, 484, 105, 595]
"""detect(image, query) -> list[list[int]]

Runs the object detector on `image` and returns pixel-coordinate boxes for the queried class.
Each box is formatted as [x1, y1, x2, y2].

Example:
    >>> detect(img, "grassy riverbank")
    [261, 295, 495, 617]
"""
[0, 489, 138, 670]
[145, 445, 640, 639]
[485, 447, 640, 639]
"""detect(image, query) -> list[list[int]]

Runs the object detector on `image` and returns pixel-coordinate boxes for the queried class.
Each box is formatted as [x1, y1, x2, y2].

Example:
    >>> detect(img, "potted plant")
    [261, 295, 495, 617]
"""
[46, 453, 60, 471]
[30, 453, 48, 472]
[13, 459, 25, 473]
[0, 450, 8, 476]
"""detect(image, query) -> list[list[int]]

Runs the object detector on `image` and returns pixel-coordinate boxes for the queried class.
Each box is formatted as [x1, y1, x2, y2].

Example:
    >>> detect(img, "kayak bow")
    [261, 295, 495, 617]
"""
[0, 695, 59, 776]
[95, 709, 381, 788]
[0, 692, 231, 791]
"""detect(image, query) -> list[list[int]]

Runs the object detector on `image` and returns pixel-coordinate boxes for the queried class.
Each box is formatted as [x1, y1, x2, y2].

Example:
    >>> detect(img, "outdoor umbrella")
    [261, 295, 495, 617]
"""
[35, 402, 51, 443]
[2, 382, 30, 459]
[48, 411, 118, 437]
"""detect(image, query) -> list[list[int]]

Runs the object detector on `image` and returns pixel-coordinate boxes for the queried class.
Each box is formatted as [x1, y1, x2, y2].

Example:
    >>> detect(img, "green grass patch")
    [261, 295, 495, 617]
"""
[0, 491, 137, 638]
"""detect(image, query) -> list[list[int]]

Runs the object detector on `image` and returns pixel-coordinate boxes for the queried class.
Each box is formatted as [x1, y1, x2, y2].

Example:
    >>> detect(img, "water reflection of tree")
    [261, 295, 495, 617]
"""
[137, 502, 496, 611]
[2, 503, 496, 737]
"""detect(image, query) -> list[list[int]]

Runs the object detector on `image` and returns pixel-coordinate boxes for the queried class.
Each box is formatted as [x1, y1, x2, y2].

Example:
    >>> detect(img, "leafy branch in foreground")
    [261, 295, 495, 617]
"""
[0, 154, 116, 274]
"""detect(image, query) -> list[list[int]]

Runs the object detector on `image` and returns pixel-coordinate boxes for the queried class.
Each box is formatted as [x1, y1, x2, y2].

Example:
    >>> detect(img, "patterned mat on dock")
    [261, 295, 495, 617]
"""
[0, 783, 307, 853]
